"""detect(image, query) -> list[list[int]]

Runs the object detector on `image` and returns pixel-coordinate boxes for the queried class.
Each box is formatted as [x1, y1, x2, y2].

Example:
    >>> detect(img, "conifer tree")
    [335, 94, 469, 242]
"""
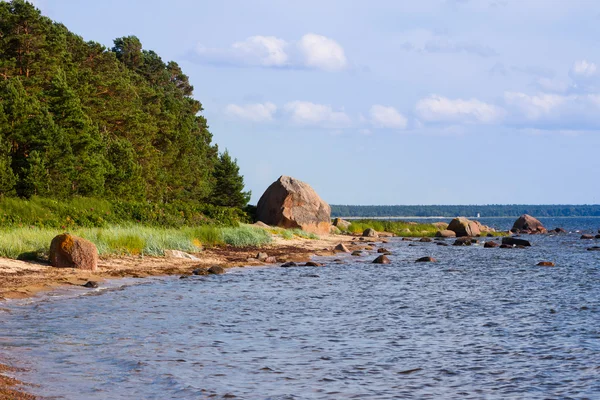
[211, 150, 251, 208]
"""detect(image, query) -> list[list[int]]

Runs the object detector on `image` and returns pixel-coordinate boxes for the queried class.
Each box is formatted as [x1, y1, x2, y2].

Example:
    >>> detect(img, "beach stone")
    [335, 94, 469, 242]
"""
[416, 256, 436, 262]
[377, 231, 394, 238]
[511, 214, 547, 234]
[256, 252, 269, 261]
[537, 261, 555, 267]
[351, 250, 362, 256]
[377, 248, 389, 253]
[587, 246, 600, 251]
[435, 230, 456, 238]
[82, 281, 99, 288]
[363, 228, 378, 238]
[484, 241, 499, 248]
[580, 234, 594, 240]
[264, 256, 277, 263]
[164, 250, 200, 260]
[554, 227, 566, 233]
[419, 237, 433, 243]
[502, 237, 531, 247]
[372, 255, 391, 264]
[402, 238, 413, 241]
[447, 217, 480, 237]
[255, 175, 331, 235]
[332, 218, 351, 230]
[334, 243, 350, 253]
[208, 265, 225, 274]
[49, 234, 98, 271]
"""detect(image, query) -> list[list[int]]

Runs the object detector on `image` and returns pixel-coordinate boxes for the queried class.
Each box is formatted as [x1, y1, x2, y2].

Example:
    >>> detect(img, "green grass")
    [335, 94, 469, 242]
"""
[344, 220, 440, 237]
[266, 227, 320, 240]
[0, 224, 273, 259]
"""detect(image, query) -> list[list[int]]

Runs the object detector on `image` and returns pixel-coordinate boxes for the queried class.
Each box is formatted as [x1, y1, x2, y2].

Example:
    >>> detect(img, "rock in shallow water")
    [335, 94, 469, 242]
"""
[416, 257, 436, 262]
[208, 265, 225, 275]
[82, 281, 99, 288]
[502, 237, 531, 247]
[372, 255, 391, 264]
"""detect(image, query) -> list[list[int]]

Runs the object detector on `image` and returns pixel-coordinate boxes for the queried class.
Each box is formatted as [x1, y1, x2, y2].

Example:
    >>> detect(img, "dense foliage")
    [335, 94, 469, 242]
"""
[331, 205, 600, 218]
[0, 1, 249, 209]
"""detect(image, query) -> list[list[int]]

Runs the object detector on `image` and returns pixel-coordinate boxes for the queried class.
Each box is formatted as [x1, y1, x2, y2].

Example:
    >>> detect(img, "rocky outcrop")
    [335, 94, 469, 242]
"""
[447, 217, 481, 237]
[49, 234, 98, 271]
[511, 214, 547, 234]
[256, 175, 331, 235]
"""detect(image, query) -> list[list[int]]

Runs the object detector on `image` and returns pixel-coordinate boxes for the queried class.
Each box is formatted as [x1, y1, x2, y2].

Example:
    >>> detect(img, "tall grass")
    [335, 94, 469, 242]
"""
[0, 224, 273, 259]
[344, 220, 440, 237]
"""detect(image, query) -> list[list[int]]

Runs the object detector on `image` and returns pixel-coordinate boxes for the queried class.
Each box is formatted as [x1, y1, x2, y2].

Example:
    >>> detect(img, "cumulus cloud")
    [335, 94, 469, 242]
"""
[416, 95, 504, 124]
[193, 34, 347, 71]
[283, 101, 351, 127]
[224, 102, 277, 122]
[571, 60, 597, 77]
[504, 92, 570, 120]
[369, 105, 408, 129]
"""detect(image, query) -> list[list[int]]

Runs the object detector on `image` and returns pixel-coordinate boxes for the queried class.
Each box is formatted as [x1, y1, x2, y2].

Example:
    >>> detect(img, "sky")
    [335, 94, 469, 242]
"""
[28, 0, 600, 205]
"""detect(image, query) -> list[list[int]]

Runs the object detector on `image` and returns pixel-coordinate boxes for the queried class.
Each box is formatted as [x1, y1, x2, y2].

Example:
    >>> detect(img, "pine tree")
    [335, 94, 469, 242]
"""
[211, 150, 250, 208]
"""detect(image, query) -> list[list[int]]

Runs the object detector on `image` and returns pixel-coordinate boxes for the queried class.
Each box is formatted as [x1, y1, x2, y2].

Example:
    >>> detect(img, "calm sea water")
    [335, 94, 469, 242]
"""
[1, 217, 600, 399]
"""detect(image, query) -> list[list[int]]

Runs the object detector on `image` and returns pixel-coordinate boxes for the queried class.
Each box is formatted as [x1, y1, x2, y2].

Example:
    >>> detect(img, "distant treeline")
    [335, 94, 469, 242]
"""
[330, 205, 600, 218]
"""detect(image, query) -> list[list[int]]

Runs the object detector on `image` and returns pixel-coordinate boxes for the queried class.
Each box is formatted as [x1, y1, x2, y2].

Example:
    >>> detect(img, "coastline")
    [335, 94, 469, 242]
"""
[0, 232, 379, 399]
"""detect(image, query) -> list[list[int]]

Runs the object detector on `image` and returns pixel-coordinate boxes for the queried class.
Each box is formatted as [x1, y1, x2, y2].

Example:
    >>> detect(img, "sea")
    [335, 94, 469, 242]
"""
[1, 217, 600, 399]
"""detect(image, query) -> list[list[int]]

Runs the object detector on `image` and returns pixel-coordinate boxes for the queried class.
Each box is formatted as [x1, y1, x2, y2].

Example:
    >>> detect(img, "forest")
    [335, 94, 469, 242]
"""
[331, 204, 600, 218]
[0, 0, 249, 218]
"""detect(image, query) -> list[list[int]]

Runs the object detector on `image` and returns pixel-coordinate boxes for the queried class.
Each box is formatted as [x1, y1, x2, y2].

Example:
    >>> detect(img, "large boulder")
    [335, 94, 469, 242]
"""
[435, 230, 456, 238]
[49, 234, 98, 271]
[332, 218, 351, 230]
[447, 217, 481, 237]
[511, 214, 547, 234]
[256, 176, 331, 235]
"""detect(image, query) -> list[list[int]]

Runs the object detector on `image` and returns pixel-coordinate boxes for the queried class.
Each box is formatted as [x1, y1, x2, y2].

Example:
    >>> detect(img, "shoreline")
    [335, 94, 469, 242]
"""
[0, 233, 383, 399]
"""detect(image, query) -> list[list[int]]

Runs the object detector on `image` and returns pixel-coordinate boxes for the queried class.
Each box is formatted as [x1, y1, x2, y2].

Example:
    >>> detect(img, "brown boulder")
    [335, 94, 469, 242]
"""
[484, 241, 499, 248]
[363, 228, 378, 238]
[49, 234, 98, 271]
[372, 255, 391, 264]
[208, 265, 225, 274]
[447, 217, 480, 237]
[334, 243, 350, 253]
[256, 175, 331, 235]
[511, 214, 547, 234]
[537, 261, 555, 267]
[581, 234, 594, 240]
[435, 230, 456, 238]
[332, 218, 351, 230]
[416, 256, 436, 262]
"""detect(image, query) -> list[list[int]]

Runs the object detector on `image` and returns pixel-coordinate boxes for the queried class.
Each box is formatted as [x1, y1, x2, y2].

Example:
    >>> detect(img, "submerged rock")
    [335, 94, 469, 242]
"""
[208, 265, 225, 275]
[192, 268, 208, 275]
[304, 261, 323, 267]
[502, 237, 531, 247]
[49, 234, 98, 271]
[484, 241, 499, 248]
[419, 238, 432, 243]
[280, 262, 298, 268]
[416, 256, 436, 262]
[372, 255, 391, 264]
[256, 175, 331, 235]
[537, 261, 555, 267]
[581, 234, 594, 240]
[82, 281, 99, 288]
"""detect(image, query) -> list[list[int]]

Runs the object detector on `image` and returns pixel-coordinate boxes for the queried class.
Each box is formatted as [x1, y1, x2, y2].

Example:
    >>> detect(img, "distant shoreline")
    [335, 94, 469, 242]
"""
[337, 216, 600, 220]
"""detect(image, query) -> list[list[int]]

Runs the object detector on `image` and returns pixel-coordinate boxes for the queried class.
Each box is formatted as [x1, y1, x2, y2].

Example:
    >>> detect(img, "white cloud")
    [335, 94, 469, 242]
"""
[416, 95, 504, 123]
[504, 92, 570, 120]
[571, 60, 597, 77]
[224, 102, 277, 122]
[297, 34, 347, 71]
[283, 101, 351, 127]
[369, 105, 408, 129]
[401, 30, 497, 58]
[194, 34, 347, 71]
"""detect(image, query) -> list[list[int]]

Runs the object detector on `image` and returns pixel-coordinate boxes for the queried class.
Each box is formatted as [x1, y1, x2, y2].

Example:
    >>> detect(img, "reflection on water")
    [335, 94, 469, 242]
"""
[1, 218, 600, 399]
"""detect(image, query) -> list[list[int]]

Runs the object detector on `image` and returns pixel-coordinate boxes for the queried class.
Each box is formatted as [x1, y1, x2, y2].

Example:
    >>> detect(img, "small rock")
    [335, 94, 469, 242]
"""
[256, 252, 269, 261]
[484, 241, 499, 248]
[587, 246, 600, 251]
[377, 248, 389, 253]
[208, 265, 225, 275]
[554, 227, 566, 233]
[363, 228, 378, 238]
[596, 235, 600, 239]
[453, 237, 473, 246]
[436, 242, 449, 246]
[334, 243, 350, 253]
[419, 238, 432, 243]
[192, 268, 208, 275]
[537, 261, 555, 267]
[164, 250, 200, 260]
[280, 262, 298, 268]
[500, 244, 513, 249]
[179, 275, 189, 279]
[402, 238, 413, 241]
[416, 256, 436, 262]
[265, 256, 277, 263]
[581, 234, 594, 240]
[372, 255, 391, 264]
[502, 237, 531, 247]
[82, 281, 98, 288]
[351, 250, 362, 256]
[304, 261, 323, 267]
[435, 230, 456, 238]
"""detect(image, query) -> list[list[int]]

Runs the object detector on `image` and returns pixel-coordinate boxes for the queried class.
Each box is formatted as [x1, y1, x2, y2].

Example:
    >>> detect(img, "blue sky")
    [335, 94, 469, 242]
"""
[31, 0, 600, 205]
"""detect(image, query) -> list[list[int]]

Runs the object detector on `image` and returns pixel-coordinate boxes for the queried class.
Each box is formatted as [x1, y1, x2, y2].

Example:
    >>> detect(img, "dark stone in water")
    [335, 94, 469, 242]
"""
[537, 261, 555, 267]
[304, 261, 323, 267]
[179, 275, 189, 279]
[437, 242, 449, 246]
[192, 268, 208, 276]
[554, 227, 566, 233]
[502, 237, 531, 247]
[377, 248, 389, 253]
[372, 255, 391, 264]
[280, 262, 298, 268]
[416, 256, 436, 262]
[453, 237, 473, 246]
[419, 238, 432, 243]
[82, 281, 98, 288]
[208, 265, 225, 275]
[580, 234, 594, 240]
[596, 234, 600, 239]
[484, 241, 499, 248]
[500, 244, 513, 249]
[587, 246, 600, 251]
[351, 251, 362, 256]
[402, 238, 412, 241]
